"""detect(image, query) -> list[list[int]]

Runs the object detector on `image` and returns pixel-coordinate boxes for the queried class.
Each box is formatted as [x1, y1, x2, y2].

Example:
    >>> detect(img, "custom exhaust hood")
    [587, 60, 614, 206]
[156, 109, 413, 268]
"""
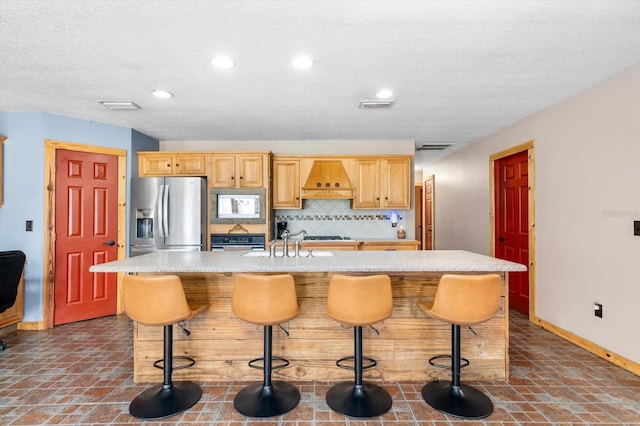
[301, 160, 354, 199]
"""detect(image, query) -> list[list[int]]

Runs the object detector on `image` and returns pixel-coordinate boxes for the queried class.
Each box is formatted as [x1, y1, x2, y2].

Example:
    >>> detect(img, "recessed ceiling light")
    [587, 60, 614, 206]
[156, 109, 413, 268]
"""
[152, 90, 173, 99]
[291, 56, 313, 69]
[211, 56, 235, 69]
[376, 89, 394, 99]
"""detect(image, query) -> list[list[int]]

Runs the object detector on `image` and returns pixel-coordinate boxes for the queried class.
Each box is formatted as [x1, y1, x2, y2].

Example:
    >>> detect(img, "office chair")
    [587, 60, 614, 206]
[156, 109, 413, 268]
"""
[0, 250, 27, 351]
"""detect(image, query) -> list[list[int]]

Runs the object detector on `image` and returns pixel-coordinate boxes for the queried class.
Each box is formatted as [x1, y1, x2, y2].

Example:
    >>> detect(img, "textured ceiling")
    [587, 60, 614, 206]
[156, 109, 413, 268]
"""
[1, 0, 639, 169]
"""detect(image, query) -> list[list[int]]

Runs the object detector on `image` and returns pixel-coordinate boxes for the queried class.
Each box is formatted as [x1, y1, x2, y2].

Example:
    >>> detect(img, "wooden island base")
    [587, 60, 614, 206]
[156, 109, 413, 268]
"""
[133, 271, 508, 384]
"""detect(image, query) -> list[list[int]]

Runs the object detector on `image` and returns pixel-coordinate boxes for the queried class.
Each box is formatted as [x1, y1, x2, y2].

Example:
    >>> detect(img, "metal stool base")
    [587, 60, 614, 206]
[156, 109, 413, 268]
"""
[234, 381, 300, 418]
[129, 381, 202, 420]
[422, 380, 493, 419]
[326, 382, 392, 418]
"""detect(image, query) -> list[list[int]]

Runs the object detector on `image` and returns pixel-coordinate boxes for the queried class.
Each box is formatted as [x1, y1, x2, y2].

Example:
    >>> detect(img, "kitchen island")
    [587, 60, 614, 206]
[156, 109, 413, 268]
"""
[90, 250, 525, 383]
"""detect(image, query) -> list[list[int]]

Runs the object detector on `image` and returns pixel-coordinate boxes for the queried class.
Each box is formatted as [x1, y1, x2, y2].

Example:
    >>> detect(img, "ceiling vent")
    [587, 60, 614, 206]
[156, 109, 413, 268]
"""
[98, 100, 141, 110]
[416, 143, 454, 151]
[358, 100, 394, 109]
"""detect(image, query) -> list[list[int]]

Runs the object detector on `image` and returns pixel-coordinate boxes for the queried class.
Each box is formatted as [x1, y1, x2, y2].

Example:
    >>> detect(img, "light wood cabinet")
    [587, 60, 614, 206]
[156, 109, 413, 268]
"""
[354, 157, 410, 209]
[211, 154, 263, 188]
[273, 159, 301, 208]
[138, 152, 206, 176]
[301, 241, 360, 251]
[361, 240, 419, 251]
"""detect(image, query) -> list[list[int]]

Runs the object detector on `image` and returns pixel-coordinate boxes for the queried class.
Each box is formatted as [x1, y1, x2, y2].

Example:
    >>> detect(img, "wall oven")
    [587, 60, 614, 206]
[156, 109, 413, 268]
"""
[210, 233, 266, 251]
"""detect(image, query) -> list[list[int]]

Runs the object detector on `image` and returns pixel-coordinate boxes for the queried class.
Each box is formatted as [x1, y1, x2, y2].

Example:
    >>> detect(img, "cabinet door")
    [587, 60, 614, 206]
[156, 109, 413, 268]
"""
[139, 154, 174, 176]
[354, 159, 381, 208]
[273, 160, 301, 208]
[174, 154, 206, 175]
[382, 158, 410, 208]
[211, 155, 237, 187]
[238, 154, 263, 187]
[361, 241, 418, 251]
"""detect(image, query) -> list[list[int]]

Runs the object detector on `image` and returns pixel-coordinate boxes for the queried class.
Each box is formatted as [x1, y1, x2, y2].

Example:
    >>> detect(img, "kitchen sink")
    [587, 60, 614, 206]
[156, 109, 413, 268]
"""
[242, 251, 333, 257]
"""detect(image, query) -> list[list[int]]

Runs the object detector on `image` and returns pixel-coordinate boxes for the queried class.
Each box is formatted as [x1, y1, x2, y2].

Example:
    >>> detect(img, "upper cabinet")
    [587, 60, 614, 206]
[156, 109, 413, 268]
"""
[211, 154, 264, 188]
[272, 155, 411, 210]
[273, 159, 301, 208]
[138, 152, 206, 176]
[354, 157, 410, 209]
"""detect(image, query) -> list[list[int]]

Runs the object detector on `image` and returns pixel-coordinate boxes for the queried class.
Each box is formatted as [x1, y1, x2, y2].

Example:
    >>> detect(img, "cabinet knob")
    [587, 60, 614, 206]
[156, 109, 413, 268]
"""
[240, 176, 243, 180]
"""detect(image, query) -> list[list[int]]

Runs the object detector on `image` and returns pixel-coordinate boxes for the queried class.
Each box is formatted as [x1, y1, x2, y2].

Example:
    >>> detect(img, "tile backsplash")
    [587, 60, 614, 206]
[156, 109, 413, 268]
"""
[275, 199, 408, 239]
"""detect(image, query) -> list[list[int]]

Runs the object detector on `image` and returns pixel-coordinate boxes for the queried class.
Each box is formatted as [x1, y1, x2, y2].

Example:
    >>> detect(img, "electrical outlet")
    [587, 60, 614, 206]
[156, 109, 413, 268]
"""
[594, 302, 603, 318]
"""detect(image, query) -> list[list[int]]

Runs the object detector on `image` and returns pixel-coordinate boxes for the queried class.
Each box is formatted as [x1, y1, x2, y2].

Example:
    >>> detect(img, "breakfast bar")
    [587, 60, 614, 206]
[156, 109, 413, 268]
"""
[90, 250, 526, 384]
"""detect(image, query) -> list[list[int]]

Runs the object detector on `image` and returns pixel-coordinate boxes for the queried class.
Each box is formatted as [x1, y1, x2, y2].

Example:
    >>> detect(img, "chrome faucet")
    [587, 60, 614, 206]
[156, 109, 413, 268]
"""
[281, 229, 306, 257]
[281, 230, 291, 257]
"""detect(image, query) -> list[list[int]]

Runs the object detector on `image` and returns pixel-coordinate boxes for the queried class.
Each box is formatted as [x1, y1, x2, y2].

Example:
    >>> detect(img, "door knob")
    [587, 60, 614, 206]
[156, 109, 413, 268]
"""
[103, 240, 115, 246]
[497, 237, 505, 242]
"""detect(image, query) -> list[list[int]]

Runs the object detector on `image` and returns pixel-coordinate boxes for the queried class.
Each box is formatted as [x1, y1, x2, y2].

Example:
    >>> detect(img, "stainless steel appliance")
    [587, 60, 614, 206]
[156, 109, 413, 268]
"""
[129, 177, 207, 256]
[210, 233, 266, 251]
[276, 221, 288, 239]
[304, 235, 351, 240]
[209, 188, 266, 224]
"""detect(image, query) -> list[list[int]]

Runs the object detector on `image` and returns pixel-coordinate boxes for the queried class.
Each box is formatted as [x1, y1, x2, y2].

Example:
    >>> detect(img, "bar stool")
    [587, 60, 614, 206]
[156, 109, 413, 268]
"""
[418, 274, 501, 419]
[122, 274, 207, 420]
[326, 274, 393, 418]
[231, 274, 300, 418]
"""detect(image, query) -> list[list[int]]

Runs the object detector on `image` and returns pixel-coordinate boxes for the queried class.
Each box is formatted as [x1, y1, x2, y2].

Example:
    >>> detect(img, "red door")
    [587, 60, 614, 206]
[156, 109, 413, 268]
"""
[423, 176, 434, 250]
[54, 149, 118, 325]
[495, 151, 529, 315]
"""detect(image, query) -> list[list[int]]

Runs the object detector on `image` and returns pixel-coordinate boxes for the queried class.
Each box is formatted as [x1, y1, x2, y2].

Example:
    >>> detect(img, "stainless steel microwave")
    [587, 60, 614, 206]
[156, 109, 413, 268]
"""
[210, 188, 266, 224]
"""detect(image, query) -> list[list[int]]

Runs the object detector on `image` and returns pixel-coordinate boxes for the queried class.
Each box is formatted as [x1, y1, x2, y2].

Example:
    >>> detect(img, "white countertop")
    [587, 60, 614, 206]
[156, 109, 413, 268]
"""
[89, 250, 526, 274]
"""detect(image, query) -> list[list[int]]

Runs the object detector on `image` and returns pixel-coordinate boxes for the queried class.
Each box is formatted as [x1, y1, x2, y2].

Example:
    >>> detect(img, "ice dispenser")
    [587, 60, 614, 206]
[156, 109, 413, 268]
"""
[136, 210, 154, 239]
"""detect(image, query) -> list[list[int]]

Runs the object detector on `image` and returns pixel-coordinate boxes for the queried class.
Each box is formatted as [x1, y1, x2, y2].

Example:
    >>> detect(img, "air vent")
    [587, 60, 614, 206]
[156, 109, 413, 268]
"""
[416, 143, 454, 151]
[98, 100, 141, 110]
[359, 100, 394, 109]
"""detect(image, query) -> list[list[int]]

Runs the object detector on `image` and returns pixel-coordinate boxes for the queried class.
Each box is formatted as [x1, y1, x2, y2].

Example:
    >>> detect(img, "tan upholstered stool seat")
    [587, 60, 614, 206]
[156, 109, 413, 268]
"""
[232, 273, 298, 325]
[417, 274, 501, 326]
[327, 274, 393, 326]
[325, 274, 393, 418]
[124, 275, 207, 326]
[418, 274, 501, 420]
[231, 274, 300, 418]
[122, 274, 207, 420]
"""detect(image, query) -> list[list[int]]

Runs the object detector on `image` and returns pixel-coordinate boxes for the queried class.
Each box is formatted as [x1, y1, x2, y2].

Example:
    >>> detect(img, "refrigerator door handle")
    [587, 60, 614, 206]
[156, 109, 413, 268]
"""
[157, 184, 165, 237]
[163, 184, 170, 236]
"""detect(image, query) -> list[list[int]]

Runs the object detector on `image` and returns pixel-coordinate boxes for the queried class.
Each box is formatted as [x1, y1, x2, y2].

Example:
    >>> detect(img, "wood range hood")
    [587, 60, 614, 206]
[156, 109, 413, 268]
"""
[301, 160, 354, 199]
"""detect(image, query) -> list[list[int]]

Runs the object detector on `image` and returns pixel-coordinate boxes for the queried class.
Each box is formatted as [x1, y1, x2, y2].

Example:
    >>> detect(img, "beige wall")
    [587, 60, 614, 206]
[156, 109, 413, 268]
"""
[424, 65, 640, 363]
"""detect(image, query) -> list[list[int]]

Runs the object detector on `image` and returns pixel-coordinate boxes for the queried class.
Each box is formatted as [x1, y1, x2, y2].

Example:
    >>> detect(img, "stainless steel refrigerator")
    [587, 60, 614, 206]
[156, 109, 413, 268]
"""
[129, 177, 207, 256]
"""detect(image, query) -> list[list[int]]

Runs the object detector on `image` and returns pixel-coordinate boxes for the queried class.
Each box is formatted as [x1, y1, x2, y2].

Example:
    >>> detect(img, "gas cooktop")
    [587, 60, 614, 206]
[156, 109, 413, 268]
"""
[303, 235, 351, 240]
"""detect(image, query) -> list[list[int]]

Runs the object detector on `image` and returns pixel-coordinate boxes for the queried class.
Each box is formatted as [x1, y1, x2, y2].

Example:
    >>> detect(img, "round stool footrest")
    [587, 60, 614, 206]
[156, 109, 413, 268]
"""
[336, 355, 377, 371]
[153, 356, 196, 371]
[248, 356, 290, 371]
[428, 354, 470, 370]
